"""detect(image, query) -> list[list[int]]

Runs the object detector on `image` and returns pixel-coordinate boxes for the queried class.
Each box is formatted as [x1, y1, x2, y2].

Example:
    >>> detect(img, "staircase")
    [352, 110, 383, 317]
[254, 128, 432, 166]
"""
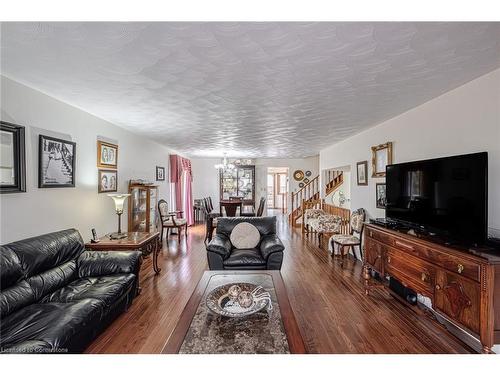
[289, 171, 345, 227]
[325, 170, 343, 196]
[289, 175, 320, 227]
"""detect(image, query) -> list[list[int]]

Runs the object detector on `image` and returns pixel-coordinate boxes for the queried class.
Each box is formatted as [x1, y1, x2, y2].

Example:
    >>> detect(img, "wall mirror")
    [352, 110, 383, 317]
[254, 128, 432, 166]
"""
[0, 121, 26, 193]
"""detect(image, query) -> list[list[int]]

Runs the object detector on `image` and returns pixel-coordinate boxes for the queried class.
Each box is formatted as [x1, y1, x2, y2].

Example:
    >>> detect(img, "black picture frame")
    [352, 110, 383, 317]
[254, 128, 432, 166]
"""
[98, 169, 118, 193]
[356, 161, 368, 186]
[0, 121, 26, 193]
[156, 166, 165, 181]
[38, 134, 76, 188]
[376, 183, 386, 209]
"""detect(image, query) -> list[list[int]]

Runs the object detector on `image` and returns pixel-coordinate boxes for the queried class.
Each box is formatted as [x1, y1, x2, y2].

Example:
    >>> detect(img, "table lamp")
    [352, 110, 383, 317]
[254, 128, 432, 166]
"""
[108, 193, 131, 239]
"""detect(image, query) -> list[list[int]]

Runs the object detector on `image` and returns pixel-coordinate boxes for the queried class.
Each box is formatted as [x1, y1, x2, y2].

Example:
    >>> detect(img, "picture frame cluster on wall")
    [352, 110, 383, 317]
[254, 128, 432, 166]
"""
[97, 140, 118, 193]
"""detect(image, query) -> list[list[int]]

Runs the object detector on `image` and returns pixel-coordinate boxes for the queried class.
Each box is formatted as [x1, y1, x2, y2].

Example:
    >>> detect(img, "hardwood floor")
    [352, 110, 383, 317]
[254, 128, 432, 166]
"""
[86, 213, 475, 354]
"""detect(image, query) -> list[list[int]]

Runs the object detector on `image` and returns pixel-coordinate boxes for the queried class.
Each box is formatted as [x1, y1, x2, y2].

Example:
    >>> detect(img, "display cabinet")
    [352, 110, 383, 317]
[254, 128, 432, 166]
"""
[128, 182, 158, 233]
[220, 165, 255, 207]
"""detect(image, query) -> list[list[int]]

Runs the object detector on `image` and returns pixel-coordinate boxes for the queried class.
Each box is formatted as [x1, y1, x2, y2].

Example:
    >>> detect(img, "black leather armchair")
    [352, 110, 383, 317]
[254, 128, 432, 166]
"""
[206, 216, 284, 270]
[0, 229, 141, 353]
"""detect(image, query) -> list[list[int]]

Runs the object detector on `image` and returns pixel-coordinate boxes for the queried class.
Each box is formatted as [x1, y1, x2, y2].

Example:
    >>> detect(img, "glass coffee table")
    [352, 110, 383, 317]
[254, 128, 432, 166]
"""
[162, 271, 306, 354]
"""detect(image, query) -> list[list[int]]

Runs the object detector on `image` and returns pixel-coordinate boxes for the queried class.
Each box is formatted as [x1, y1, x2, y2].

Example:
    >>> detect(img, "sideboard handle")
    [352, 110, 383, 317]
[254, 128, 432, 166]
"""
[457, 264, 464, 274]
[394, 240, 415, 250]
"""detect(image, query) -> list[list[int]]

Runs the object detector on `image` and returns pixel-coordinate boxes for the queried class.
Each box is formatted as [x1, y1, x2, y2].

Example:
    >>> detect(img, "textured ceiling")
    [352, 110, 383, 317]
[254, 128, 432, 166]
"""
[1, 22, 500, 158]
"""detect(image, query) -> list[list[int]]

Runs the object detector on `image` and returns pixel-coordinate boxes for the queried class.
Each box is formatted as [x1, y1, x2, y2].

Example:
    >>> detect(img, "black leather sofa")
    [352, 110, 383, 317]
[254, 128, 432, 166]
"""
[206, 216, 285, 270]
[0, 229, 141, 353]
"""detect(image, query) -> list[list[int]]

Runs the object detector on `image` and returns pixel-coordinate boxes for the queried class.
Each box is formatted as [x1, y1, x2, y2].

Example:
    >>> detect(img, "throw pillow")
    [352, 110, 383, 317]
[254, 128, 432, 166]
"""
[230, 222, 261, 249]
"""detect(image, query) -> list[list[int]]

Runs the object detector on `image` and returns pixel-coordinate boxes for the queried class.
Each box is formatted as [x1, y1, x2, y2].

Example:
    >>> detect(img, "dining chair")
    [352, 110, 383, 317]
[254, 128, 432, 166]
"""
[158, 199, 188, 245]
[204, 197, 220, 243]
[330, 208, 366, 267]
[241, 197, 266, 217]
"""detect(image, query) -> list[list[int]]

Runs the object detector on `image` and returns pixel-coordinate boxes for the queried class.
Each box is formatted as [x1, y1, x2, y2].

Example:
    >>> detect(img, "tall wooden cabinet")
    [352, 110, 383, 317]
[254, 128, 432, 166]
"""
[220, 165, 255, 207]
[363, 223, 500, 353]
[128, 183, 158, 233]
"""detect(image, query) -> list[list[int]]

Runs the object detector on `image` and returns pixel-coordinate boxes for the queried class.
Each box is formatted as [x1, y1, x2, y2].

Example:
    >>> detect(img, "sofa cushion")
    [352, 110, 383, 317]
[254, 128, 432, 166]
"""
[230, 222, 260, 249]
[3, 229, 84, 278]
[26, 260, 78, 301]
[223, 249, 266, 268]
[0, 246, 24, 290]
[0, 299, 104, 352]
[0, 280, 36, 318]
[41, 274, 136, 307]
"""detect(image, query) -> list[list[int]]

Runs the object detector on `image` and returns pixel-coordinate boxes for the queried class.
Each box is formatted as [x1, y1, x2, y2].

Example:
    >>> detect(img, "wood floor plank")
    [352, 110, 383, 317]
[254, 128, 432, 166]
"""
[85, 214, 475, 354]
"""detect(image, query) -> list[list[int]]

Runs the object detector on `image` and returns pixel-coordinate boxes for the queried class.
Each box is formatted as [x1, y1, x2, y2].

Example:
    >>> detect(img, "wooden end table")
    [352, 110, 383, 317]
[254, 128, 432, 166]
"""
[85, 231, 161, 274]
[162, 270, 306, 354]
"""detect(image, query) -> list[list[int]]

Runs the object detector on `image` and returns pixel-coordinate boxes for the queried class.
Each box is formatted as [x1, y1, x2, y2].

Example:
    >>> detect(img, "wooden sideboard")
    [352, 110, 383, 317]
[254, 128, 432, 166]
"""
[363, 223, 500, 353]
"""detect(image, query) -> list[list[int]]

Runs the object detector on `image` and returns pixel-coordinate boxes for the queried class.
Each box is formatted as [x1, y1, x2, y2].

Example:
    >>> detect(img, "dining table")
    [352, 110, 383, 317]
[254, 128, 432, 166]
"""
[219, 199, 255, 216]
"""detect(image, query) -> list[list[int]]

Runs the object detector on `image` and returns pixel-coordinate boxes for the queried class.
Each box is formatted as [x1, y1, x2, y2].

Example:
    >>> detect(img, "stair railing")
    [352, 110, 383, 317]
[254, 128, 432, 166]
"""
[290, 175, 319, 224]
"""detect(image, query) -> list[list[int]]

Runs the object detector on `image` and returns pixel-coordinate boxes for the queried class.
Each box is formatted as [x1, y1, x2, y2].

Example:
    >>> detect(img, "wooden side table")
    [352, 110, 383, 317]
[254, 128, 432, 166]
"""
[85, 231, 161, 274]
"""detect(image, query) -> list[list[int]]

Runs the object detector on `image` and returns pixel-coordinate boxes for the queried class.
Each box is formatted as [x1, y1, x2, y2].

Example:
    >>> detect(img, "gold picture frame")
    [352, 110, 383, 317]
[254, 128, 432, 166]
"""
[371, 142, 393, 177]
[97, 141, 118, 169]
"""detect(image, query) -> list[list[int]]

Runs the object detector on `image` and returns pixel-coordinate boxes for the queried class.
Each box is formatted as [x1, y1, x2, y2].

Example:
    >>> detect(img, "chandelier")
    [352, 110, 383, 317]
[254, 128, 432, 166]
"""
[214, 155, 235, 170]
[214, 155, 252, 170]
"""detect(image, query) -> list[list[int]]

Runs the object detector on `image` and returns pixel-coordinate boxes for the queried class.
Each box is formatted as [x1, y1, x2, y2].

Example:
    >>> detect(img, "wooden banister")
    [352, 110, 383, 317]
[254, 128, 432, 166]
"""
[289, 175, 320, 226]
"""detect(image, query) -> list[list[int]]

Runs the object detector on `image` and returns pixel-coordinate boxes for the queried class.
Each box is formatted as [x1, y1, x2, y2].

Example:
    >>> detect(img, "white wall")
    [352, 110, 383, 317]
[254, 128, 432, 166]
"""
[0, 76, 177, 244]
[191, 157, 221, 211]
[190, 156, 319, 214]
[320, 68, 500, 237]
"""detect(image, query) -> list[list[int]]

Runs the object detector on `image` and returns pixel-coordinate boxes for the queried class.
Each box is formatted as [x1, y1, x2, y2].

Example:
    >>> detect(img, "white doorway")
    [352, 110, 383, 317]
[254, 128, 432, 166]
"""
[267, 167, 289, 213]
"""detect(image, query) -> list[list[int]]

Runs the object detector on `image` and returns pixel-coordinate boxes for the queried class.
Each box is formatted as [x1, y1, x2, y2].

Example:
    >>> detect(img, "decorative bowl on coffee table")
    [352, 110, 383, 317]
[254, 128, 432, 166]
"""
[206, 283, 272, 318]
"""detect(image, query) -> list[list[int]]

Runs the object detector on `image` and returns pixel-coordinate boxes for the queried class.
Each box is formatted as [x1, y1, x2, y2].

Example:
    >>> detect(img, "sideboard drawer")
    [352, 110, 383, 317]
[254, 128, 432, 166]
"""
[385, 248, 437, 298]
[366, 227, 393, 246]
[426, 252, 480, 282]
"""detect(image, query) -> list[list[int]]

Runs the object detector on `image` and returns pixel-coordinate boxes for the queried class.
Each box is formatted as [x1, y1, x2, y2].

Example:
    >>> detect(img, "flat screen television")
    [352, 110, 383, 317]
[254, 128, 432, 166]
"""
[385, 152, 488, 246]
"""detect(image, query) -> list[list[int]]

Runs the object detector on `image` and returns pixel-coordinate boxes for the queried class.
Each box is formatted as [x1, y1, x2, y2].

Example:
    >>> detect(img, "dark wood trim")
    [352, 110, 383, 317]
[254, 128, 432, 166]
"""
[270, 271, 307, 353]
[161, 270, 306, 354]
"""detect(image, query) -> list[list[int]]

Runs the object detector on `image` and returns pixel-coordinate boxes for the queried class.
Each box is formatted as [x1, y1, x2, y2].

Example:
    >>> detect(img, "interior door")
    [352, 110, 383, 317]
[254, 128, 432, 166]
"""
[267, 174, 275, 208]
[276, 173, 288, 211]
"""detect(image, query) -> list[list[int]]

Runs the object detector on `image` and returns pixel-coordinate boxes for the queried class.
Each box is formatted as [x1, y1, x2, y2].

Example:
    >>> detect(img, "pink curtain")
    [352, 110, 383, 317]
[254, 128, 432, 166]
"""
[169, 154, 194, 226]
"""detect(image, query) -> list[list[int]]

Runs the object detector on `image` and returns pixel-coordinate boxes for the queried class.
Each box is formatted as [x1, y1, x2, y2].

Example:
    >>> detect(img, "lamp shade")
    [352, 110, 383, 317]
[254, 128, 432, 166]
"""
[107, 193, 130, 214]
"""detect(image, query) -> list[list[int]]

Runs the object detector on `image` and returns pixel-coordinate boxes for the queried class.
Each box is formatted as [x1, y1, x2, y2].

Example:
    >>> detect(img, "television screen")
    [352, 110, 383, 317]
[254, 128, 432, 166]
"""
[385, 152, 488, 245]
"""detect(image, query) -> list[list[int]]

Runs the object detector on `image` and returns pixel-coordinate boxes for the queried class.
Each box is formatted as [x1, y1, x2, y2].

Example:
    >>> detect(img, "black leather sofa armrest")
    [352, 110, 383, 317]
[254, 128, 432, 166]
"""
[206, 234, 232, 260]
[77, 250, 142, 278]
[260, 234, 285, 260]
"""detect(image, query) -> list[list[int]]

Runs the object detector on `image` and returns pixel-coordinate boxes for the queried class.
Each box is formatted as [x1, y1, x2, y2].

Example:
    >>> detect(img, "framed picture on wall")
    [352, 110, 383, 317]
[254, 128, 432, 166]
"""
[156, 166, 165, 181]
[97, 141, 118, 169]
[376, 183, 387, 209]
[39, 134, 76, 188]
[371, 142, 393, 177]
[98, 169, 117, 193]
[356, 161, 368, 186]
[0, 121, 26, 193]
